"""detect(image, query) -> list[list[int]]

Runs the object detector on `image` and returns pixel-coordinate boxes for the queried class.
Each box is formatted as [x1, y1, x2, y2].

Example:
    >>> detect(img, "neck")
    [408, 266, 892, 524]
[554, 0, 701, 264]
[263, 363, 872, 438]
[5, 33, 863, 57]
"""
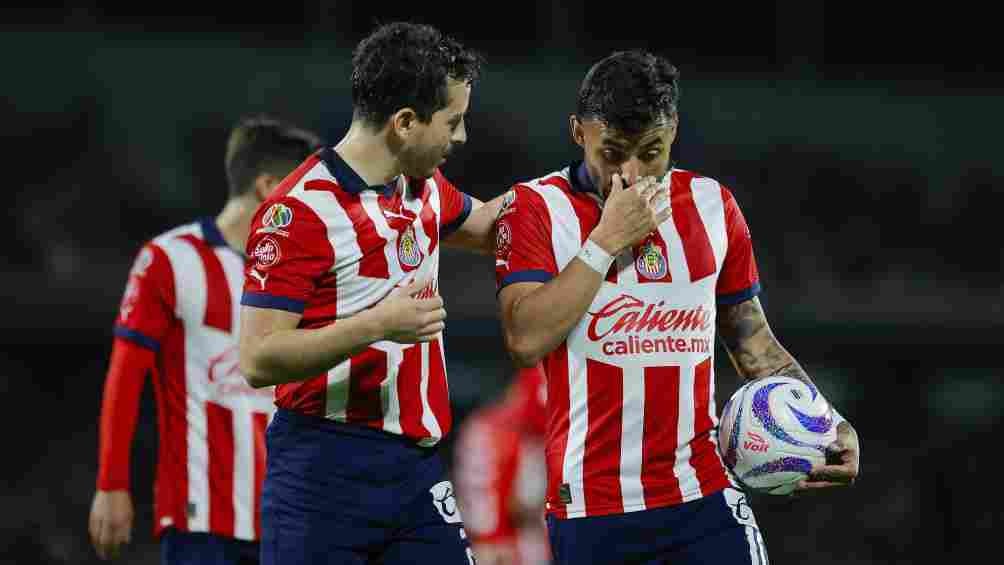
[215, 195, 259, 255]
[335, 121, 404, 186]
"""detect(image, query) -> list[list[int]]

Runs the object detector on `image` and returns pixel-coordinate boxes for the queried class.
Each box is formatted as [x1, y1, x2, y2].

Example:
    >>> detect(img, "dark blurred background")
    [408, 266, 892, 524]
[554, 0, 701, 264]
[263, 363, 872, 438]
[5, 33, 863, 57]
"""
[2, 2, 1001, 564]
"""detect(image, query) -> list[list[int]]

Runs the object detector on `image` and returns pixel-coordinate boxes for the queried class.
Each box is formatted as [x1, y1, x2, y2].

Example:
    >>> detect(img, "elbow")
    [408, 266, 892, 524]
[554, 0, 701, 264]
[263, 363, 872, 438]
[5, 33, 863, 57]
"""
[239, 350, 272, 389]
[504, 332, 544, 368]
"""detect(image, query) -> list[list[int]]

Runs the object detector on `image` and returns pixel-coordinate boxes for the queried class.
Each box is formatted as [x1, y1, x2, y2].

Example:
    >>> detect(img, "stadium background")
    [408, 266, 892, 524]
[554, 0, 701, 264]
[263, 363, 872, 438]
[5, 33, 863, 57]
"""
[2, 3, 1000, 563]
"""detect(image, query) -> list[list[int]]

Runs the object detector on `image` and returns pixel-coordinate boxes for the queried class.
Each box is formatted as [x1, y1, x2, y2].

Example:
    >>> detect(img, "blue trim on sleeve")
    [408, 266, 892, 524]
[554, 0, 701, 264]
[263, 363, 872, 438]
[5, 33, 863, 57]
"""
[498, 269, 554, 293]
[441, 192, 473, 239]
[113, 325, 160, 352]
[241, 292, 306, 314]
[716, 281, 762, 305]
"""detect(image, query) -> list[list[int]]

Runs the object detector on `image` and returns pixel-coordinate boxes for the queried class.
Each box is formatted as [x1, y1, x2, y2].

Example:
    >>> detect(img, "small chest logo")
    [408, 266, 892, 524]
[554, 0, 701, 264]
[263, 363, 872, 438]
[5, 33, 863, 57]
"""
[635, 241, 667, 280]
[253, 236, 281, 269]
[398, 225, 423, 270]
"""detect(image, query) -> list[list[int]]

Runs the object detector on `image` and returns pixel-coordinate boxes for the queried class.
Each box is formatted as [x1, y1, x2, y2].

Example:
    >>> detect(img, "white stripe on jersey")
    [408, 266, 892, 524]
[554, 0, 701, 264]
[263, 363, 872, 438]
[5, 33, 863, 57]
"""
[619, 364, 646, 511]
[527, 183, 581, 268]
[564, 351, 589, 517]
[675, 364, 702, 503]
[159, 234, 212, 533]
[419, 341, 441, 443]
[377, 342, 404, 435]
[231, 408, 254, 540]
[325, 361, 351, 421]
[691, 176, 729, 272]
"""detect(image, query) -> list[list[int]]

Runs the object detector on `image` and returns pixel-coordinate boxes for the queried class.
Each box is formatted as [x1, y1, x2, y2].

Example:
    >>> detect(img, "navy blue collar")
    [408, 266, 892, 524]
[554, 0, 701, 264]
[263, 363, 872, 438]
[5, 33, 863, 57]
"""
[319, 146, 397, 197]
[569, 160, 599, 195]
[199, 217, 241, 254]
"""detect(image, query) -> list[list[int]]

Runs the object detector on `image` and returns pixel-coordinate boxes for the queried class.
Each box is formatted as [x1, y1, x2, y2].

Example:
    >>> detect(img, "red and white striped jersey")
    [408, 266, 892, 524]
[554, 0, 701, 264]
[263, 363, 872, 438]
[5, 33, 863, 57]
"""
[454, 368, 550, 565]
[495, 163, 761, 519]
[241, 147, 472, 445]
[103, 218, 275, 540]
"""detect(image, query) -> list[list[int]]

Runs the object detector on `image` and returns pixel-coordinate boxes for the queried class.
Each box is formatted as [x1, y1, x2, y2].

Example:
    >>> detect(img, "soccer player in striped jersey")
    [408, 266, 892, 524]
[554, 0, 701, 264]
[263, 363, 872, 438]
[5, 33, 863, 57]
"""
[454, 367, 551, 565]
[495, 50, 861, 564]
[237, 23, 503, 565]
[89, 116, 322, 563]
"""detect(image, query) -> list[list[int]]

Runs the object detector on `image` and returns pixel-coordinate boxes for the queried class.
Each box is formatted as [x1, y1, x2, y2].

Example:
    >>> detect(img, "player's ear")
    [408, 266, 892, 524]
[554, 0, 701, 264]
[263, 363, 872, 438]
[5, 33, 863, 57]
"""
[253, 173, 283, 201]
[569, 115, 585, 148]
[391, 108, 419, 140]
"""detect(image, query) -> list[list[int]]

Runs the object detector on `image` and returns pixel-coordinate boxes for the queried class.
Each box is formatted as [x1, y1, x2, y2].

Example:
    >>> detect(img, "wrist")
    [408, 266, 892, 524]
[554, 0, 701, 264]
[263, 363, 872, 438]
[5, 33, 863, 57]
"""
[578, 238, 616, 275]
[587, 226, 619, 255]
[357, 307, 389, 343]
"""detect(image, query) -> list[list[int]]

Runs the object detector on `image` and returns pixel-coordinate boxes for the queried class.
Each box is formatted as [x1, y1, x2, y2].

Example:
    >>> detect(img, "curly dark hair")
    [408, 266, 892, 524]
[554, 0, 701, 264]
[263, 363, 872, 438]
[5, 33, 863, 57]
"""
[576, 50, 681, 134]
[224, 114, 323, 198]
[351, 22, 484, 127]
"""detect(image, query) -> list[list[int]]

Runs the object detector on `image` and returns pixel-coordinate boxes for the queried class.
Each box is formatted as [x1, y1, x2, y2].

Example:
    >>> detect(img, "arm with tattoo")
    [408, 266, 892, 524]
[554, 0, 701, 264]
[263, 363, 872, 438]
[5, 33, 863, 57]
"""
[716, 296, 813, 386]
[718, 296, 861, 488]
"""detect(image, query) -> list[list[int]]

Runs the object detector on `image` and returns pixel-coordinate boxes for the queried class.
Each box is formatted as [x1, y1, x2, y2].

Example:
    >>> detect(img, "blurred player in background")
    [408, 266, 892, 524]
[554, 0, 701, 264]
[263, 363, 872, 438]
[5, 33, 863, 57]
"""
[454, 366, 551, 565]
[237, 22, 506, 565]
[495, 50, 861, 564]
[89, 115, 322, 563]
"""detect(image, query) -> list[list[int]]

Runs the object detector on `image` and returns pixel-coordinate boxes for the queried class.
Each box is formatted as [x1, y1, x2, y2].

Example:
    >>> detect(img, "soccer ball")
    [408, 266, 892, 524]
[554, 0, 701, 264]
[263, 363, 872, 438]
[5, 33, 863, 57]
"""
[718, 376, 838, 495]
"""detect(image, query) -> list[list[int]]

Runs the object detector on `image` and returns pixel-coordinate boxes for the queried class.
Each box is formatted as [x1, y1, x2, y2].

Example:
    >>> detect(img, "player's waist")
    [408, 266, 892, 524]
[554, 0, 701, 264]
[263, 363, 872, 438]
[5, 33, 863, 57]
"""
[273, 408, 438, 451]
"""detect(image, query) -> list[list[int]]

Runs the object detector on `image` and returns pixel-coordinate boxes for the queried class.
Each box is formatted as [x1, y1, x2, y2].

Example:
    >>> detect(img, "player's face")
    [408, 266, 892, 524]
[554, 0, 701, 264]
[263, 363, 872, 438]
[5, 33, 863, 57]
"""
[571, 115, 678, 198]
[402, 78, 471, 179]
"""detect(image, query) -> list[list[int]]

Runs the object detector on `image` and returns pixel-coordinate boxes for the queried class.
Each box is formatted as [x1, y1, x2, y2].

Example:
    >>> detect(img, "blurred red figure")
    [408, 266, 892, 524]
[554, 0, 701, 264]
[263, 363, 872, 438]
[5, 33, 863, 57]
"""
[455, 367, 551, 565]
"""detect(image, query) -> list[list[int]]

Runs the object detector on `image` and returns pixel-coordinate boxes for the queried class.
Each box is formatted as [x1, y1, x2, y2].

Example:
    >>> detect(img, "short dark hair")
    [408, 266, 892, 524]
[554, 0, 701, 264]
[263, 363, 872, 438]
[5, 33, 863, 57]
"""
[576, 50, 681, 134]
[224, 115, 322, 198]
[351, 22, 484, 127]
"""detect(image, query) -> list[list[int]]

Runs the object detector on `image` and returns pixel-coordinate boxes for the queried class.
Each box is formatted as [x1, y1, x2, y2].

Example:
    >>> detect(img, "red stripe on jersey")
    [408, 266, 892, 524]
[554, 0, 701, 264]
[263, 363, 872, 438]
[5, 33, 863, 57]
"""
[307, 179, 390, 279]
[346, 347, 387, 428]
[252, 412, 268, 540]
[397, 345, 430, 438]
[273, 153, 322, 199]
[691, 358, 729, 495]
[583, 359, 624, 515]
[671, 178, 717, 282]
[632, 231, 673, 284]
[428, 338, 451, 436]
[179, 235, 232, 333]
[641, 365, 683, 507]
[206, 402, 235, 538]
[274, 375, 328, 417]
[419, 185, 440, 253]
[154, 326, 188, 534]
[545, 343, 571, 519]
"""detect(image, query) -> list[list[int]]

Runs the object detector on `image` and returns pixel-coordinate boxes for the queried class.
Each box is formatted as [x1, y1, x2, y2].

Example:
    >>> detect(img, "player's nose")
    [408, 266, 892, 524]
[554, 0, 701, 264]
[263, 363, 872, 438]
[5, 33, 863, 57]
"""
[618, 157, 644, 183]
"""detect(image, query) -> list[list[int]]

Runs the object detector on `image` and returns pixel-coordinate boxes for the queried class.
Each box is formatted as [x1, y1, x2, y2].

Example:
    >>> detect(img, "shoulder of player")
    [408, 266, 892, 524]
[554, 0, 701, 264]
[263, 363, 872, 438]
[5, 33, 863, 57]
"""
[671, 168, 741, 205]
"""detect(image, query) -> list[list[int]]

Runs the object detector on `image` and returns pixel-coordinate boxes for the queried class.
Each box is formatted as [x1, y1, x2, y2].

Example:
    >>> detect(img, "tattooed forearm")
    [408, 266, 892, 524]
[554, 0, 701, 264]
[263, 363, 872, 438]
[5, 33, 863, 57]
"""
[717, 297, 814, 386]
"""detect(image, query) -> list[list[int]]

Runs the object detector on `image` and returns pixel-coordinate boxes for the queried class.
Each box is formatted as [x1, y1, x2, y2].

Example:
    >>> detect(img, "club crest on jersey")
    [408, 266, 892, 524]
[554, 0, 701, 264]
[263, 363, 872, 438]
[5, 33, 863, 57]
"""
[397, 225, 423, 270]
[252, 236, 282, 269]
[636, 241, 667, 280]
[258, 203, 293, 236]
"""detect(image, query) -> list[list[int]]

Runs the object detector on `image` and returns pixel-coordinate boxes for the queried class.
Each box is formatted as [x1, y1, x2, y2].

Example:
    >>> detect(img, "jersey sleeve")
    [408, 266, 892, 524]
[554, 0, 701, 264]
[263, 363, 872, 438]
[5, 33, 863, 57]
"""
[240, 197, 335, 314]
[716, 187, 762, 304]
[96, 338, 156, 490]
[495, 186, 559, 292]
[434, 170, 473, 238]
[113, 243, 176, 351]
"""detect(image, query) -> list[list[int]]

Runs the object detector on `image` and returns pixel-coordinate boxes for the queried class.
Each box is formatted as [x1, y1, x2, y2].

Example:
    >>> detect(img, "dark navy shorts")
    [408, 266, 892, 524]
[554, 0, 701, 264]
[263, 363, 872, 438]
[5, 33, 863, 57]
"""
[546, 486, 768, 565]
[161, 528, 259, 565]
[261, 408, 474, 565]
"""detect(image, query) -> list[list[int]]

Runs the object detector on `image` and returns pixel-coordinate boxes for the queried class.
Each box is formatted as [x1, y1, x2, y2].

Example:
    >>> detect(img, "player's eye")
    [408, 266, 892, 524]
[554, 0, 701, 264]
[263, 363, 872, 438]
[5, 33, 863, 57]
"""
[602, 149, 624, 163]
[641, 148, 663, 161]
